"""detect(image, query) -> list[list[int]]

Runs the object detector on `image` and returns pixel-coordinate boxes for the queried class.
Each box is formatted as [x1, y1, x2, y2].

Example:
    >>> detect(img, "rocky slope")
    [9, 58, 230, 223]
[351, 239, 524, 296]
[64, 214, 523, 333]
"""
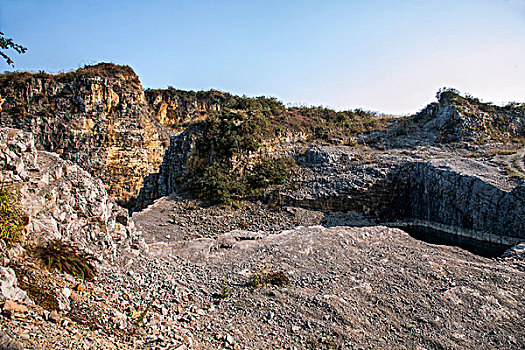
[0, 127, 150, 349]
[410, 89, 525, 143]
[0, 64, 169, 206]
[128, 200, 525, 349]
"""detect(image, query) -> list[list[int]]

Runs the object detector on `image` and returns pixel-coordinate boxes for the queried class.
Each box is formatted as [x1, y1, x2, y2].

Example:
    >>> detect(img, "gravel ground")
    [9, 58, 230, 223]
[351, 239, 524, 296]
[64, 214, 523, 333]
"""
[1, 200, 524, 349]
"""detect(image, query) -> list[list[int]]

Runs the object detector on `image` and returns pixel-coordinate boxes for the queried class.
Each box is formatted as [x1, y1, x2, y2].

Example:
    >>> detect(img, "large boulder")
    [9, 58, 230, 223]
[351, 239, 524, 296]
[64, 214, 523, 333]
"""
[0, 127, 141, 259]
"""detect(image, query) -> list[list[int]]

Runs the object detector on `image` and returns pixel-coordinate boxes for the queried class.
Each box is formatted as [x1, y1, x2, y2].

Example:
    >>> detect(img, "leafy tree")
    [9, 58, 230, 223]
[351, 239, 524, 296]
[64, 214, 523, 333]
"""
[0, 31, 27, 66]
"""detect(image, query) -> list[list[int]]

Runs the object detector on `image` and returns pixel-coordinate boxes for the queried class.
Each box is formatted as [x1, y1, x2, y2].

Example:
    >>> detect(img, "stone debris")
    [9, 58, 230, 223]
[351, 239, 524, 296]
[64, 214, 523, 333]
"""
[0, 127, 142, 259]
[0, 267, 31, 304]
[2, 300, 28, 317]
[0, 330, 24, 350]
[0, 127, 523, 348]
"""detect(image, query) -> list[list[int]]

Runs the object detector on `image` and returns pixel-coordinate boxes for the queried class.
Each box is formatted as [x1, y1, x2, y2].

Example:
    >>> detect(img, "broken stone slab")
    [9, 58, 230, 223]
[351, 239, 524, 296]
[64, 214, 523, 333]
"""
[0, 267, 31, 304]
[2, 300, 28, 317]
[0, 330, 25, 350]
[56, 287, 71, 312]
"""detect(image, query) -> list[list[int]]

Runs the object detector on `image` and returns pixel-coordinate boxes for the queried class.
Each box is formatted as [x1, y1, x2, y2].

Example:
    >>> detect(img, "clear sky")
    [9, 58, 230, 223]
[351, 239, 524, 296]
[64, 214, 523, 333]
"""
[1, 0, 524, 115]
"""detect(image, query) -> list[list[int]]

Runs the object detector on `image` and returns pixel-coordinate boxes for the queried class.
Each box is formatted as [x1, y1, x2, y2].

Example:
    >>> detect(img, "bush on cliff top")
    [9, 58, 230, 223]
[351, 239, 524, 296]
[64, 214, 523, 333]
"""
[189, 108, 296, 205]
[146, 87, 391, 142]
[196, 109, 269, 160]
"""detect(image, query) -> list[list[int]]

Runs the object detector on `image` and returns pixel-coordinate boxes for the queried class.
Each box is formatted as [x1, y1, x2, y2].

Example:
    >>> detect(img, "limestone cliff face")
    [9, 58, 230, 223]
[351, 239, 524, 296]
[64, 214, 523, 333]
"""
[396, 160, 525, 244]
[281, 148, 402, 217]
[145, 88, 229, 127]
[0, 64, 169, 204]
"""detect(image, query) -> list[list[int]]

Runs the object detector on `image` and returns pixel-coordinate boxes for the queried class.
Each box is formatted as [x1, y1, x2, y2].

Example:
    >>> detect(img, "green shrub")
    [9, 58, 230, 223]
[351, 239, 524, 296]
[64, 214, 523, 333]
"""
[193, 162, 246, 206]
[248, 157, 295, 189]
[220, 278, 230, 299]
[0, 185, 26, 246]
[197, 109, 269, 160]
[189, 108, 296, 205]
[33, 240, 97, 280]
[192, 156, 295, 205]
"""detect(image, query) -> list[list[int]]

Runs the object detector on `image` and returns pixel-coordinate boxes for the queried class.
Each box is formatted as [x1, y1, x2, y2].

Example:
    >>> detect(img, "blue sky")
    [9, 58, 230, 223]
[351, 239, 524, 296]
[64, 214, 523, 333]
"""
[1, 0, 524, 114]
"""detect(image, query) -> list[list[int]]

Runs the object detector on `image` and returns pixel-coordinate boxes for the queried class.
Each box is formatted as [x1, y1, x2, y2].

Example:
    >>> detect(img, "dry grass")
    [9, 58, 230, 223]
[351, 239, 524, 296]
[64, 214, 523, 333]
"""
[0, 184, 26, 246]
[486, 149, 519, 157]
[32, 240, 98, 280]
[248, 269, 290, 288]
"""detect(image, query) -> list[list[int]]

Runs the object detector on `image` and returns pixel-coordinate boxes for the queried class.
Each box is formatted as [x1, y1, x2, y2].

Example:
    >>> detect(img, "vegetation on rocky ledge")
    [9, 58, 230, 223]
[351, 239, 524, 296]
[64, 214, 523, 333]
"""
[163, 85, 394, 206]
[146, 87, 394, 143]
[189, 108, 296, 205]
[0, 185, 26, 246]
[411, 87, 525, 144]
[32, 240, 97, 280]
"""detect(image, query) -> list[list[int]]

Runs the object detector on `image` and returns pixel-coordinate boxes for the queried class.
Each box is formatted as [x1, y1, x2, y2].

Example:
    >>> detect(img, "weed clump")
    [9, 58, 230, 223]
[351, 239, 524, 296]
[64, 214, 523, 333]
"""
[132, 297, 157, 334]
[220, 278, 230, 299]
[248, 270, 289, 288]
[0, 185, 26, 246]
[33, 240, 97, 280]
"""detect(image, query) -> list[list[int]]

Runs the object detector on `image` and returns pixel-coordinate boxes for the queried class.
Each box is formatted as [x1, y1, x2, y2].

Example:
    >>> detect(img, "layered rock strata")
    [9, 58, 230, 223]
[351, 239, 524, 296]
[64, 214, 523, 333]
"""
[395, 159, 524, 245]
[145, 88, 228, 127]
[281, 147, 524, 245]
[0, 64, 169, 204]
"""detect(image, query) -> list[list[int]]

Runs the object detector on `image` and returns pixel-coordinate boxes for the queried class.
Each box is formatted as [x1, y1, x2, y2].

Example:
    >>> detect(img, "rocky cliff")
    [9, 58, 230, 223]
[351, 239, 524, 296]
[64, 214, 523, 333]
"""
[411, 89, 525, 143]
[133, 125, 306, 211]
[145, 88, 230, 128]
[397, 159, 524, 244]
[0, 64, 169, 205]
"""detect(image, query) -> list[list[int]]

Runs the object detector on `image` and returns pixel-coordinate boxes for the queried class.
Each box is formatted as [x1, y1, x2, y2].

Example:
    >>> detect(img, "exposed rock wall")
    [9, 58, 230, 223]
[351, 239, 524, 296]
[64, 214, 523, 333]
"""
[413, 94, 525, 143]
[133, 127, 307, 211]
[145, 88, 229, 127]
[0, 64, 169, 204]
[395, 160, 525, 245]
[134, 128, 200, 210]
[278, 148, 402, 218]
[280, 147, 525, 244]
[0, 127, 143, 259]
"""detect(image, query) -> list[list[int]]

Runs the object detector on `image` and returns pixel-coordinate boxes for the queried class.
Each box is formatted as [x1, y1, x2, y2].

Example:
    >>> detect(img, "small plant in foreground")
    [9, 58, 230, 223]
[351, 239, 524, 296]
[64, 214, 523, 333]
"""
[0, 185, 26, 246]
[248, 269, 289, 288]
[132, 296, 157, 335]
[33, 240, 98, 280]
[220, 278, 230, 299]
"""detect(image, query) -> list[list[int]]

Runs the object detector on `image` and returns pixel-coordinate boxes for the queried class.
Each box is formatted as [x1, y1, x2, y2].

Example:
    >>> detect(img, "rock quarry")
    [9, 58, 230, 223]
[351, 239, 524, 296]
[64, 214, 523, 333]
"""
[0, 64, 523, 349]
